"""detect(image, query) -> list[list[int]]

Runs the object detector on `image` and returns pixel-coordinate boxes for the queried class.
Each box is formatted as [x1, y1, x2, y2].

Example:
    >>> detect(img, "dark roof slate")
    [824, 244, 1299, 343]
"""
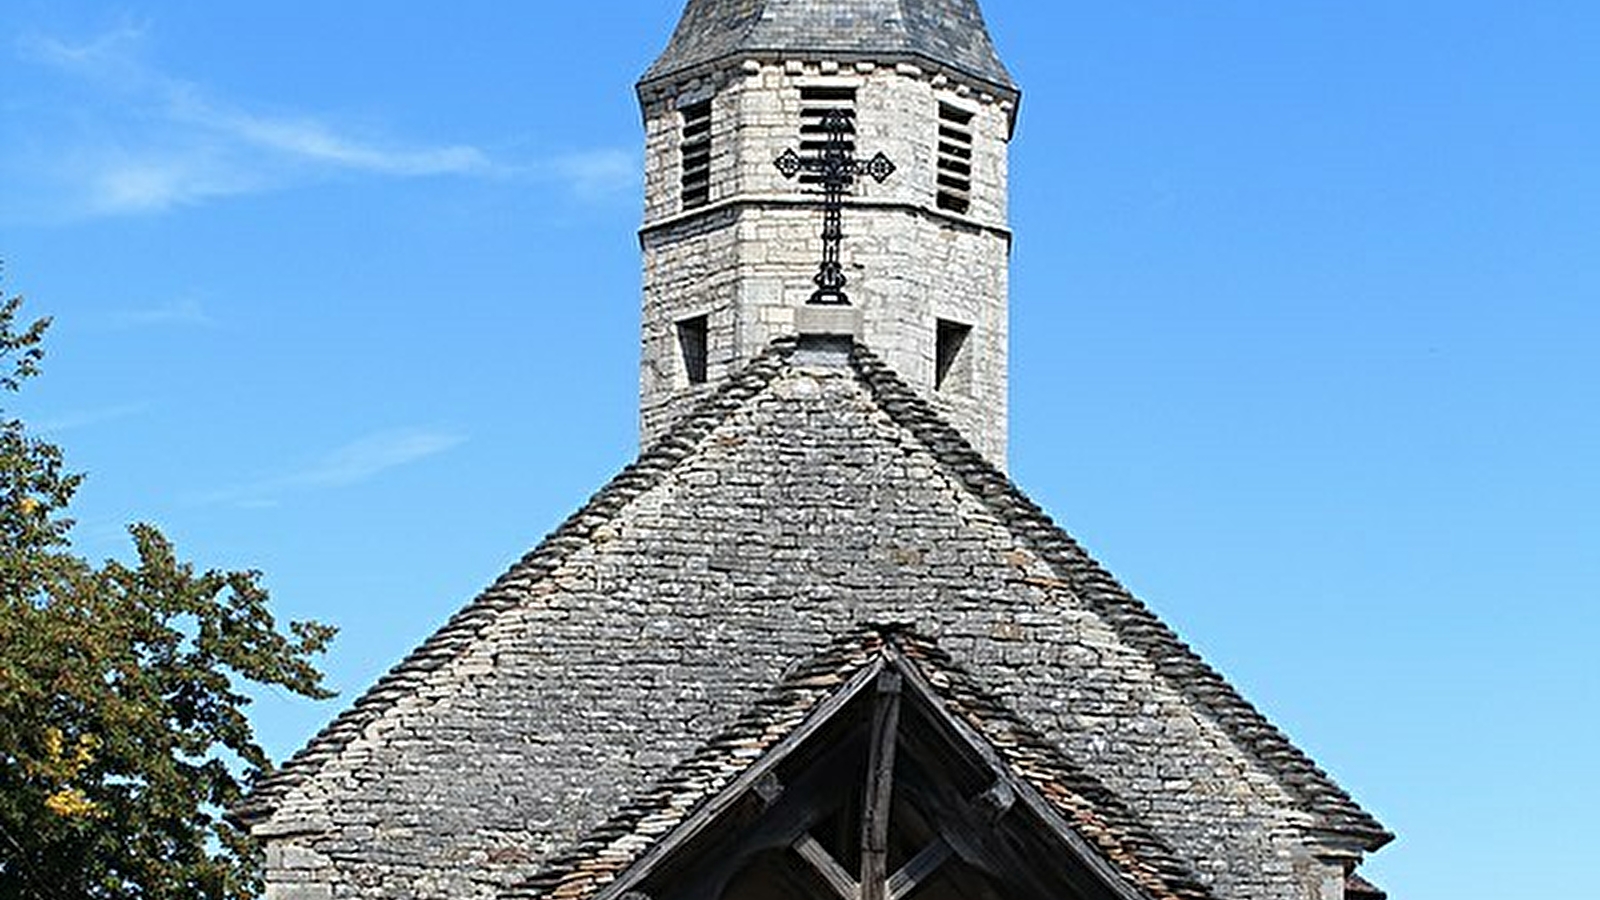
[1346, 872, 1388, 900]
[642, 0, 1015, 90]
[509, 629, 1213, 900]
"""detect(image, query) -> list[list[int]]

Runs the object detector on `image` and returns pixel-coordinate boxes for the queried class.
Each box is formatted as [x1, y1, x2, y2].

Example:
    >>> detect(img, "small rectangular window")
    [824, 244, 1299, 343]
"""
[799, 86, 857, 187]
[677, 315, 709, 386]
[681, 100, 712, 210]
[935, 319, 972, 393]
[936, 103, 974, 214]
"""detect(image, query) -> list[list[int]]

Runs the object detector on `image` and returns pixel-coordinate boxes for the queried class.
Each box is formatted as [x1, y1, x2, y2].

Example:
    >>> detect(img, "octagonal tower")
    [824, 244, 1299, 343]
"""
[637, 0, 1020, 463]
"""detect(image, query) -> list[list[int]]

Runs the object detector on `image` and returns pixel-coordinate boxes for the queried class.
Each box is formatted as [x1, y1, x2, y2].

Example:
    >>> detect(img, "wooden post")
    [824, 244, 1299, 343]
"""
[860, 670, 903, 900]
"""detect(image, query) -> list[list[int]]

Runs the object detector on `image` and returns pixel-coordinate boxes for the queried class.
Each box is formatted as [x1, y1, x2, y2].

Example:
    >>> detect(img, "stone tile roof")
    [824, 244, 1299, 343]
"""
[233, 337, 1390, 886]
[845, 345, 1393, 849]
[642, 0, 1016, 90]
[508, 628, 1214, 900]
[231, 342, 803, 828]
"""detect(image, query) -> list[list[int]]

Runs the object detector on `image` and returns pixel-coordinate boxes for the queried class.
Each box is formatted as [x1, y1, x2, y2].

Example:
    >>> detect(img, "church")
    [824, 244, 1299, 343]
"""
[233, 3, 1393, 898]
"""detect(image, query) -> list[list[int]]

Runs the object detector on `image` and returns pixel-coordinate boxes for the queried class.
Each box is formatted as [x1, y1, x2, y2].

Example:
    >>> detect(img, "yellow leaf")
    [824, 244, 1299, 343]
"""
[44, 787, 102, 819]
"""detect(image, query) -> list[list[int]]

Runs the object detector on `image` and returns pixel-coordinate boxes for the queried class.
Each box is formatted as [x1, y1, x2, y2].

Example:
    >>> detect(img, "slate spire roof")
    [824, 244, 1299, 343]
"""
[643, 0, 1015, 90]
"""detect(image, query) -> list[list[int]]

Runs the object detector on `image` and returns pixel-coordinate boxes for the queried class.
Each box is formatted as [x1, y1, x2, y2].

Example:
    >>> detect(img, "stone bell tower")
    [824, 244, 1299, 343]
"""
[636, 0, 1020, 463]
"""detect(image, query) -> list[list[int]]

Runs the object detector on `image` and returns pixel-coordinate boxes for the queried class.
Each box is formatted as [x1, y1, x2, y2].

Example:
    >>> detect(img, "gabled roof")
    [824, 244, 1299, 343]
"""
[508, 628, 1213, 900]
[846, 344, 1392, 849]
[231, 343, 802, 828]
[642, 0, 1016, 91]
[234, 337, 1390, 893]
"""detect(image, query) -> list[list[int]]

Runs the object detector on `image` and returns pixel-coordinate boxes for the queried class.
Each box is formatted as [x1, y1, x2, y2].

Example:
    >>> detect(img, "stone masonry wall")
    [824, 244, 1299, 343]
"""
[639, 58, 1014, 462]
[259, 366, 1337, 900]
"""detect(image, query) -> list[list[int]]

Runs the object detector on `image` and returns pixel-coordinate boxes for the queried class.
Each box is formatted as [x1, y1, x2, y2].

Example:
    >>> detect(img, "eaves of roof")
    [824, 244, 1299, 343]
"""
[1346, 872, 1388, 900]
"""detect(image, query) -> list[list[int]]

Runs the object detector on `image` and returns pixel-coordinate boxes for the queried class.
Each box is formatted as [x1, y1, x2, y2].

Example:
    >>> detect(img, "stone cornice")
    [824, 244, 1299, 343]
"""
[638, 194, 1014, 247]
[638, 53, 1021, 133]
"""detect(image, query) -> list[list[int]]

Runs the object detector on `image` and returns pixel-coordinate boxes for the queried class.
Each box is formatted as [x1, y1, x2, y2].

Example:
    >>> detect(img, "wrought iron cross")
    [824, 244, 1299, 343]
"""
[774, 109, 896, 305]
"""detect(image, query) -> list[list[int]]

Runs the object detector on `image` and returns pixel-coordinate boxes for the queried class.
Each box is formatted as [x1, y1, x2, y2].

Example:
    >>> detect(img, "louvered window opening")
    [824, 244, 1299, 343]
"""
[681, 100, 712, 210]
[937, 103, 974, 214]
[799, 86, 857, 186]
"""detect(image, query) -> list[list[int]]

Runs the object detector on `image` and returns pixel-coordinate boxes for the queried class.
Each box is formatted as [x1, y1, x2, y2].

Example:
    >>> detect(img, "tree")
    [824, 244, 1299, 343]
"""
[0, 274, 335, 900]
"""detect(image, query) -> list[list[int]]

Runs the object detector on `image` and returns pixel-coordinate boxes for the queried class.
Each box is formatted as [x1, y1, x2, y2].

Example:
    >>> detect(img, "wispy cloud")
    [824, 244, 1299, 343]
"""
[545, 149, 639, 198]
[198, 428, 466, 507]
[7, 24, 629, 220]
[19, 22, 146, 79]
[208, 109, 490, 177]
[105, 297, 214, 328]
[71, 149, 264, 217]
[35, 401, 148, 434]
[281, 430, 466, 490]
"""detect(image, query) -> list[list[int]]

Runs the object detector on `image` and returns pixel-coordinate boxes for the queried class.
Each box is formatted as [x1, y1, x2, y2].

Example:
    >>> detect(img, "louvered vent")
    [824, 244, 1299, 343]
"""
[936, 103, 974, 214]
[681, 100, 712, 210]
[798, 86, 856, 186]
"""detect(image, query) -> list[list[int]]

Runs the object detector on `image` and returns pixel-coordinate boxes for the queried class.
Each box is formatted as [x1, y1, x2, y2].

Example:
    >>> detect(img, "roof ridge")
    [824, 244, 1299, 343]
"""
[230, 339, 800, 827]
[845, 342, 1392, 850]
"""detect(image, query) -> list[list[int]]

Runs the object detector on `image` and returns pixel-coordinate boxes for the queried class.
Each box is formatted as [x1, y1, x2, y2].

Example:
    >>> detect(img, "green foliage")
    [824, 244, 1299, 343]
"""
[0, 275, 335, 899]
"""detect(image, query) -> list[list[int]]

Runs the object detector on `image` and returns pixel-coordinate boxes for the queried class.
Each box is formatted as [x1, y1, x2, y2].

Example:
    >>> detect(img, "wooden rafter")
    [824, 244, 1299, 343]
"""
[792, 833, 859, 900]
[860, 670, 903, 900]
[886, 837, 952, 900]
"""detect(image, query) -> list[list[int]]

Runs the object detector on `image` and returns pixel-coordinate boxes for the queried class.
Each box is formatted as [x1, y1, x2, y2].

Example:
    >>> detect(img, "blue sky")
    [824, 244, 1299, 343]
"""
[2, 2, 1596, 897]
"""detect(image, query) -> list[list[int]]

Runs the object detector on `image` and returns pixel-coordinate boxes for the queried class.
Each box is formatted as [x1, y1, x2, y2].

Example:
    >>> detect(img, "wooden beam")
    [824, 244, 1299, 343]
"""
[793, 833, 860, 900]
[887, 838, 952, 900]
[860, 670, 903, 900]
[896, 766, 1079, 900]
